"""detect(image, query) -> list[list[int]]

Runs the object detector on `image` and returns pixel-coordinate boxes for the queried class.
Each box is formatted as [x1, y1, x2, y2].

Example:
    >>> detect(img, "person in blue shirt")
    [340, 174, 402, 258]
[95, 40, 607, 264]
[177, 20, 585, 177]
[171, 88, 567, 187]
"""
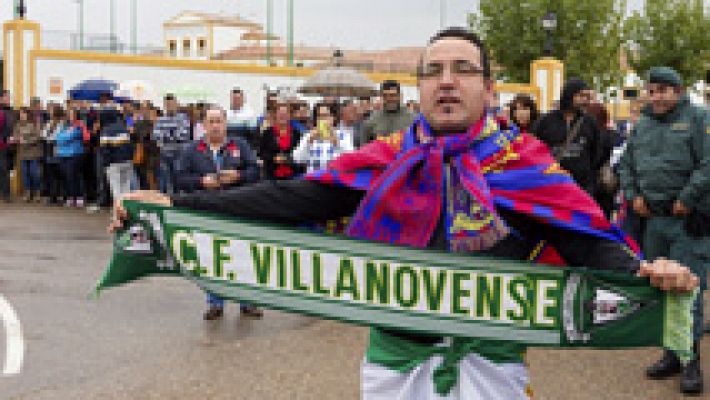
[55, 108, 86, 207]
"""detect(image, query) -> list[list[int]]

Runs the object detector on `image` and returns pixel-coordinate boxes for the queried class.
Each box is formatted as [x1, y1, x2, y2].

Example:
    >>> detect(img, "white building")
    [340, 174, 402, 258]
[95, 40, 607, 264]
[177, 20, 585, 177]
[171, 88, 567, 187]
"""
[163, 11, 272, 60]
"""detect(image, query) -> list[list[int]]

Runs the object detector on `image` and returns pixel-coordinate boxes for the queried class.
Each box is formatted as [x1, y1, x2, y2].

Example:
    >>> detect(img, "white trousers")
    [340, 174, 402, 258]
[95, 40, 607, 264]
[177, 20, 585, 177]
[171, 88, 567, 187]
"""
[105, 161, 136, 202]
[362, 354, 530, 400]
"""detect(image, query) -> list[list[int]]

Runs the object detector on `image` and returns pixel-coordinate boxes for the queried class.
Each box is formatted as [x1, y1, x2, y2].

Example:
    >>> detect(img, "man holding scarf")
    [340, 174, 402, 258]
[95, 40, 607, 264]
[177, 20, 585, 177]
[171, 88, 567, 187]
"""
[112, 28, 699, 399]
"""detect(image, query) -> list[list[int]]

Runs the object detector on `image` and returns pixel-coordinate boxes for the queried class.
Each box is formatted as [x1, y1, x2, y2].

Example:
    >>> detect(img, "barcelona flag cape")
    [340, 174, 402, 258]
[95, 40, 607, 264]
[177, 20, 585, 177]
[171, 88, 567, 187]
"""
[306, 114, 639, 261]
[95, 115, 693, 395]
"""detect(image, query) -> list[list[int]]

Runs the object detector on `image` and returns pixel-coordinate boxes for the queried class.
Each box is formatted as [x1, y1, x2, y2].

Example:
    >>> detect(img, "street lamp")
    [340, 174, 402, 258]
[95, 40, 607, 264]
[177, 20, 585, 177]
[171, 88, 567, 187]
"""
[541, 11, 557, 57]
[16, 0, 26, 19]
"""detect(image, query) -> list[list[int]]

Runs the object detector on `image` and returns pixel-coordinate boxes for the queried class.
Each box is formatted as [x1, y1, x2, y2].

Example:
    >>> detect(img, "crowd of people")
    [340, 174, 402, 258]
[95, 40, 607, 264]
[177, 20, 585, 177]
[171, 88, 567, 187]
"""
[0, 81, 417, 211]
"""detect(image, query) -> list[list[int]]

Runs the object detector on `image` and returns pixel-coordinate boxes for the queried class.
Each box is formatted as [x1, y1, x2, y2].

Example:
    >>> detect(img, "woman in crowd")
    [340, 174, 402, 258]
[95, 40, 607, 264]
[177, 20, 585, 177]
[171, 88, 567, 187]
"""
[258, 102, 303, 180]
[509, 94, 539, 133]
[131, 103, 159, 190]
[293, 102, 354, 173]
[13, 107, 43, 202]
[41, 106, 65, 204]
[54, 108, 86, 207]
[586, 102, 617, 219]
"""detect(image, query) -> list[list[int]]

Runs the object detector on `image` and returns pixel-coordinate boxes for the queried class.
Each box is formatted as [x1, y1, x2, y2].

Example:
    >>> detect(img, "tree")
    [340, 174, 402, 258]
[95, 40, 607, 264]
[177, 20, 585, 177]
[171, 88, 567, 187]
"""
[469, 0, 626, 90]
[624, 0, 709, 86]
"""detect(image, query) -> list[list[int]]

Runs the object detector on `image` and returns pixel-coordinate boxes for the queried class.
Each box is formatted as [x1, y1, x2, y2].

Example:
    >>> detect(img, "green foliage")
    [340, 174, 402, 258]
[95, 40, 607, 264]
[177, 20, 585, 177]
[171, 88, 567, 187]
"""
[469, 0, 627, 89]
[624, 0, 709, 85]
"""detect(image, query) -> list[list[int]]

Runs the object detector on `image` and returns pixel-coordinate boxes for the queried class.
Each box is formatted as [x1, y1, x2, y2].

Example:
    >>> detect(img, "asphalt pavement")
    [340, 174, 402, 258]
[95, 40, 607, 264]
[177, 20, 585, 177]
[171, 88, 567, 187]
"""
[0, 204, 707, 399]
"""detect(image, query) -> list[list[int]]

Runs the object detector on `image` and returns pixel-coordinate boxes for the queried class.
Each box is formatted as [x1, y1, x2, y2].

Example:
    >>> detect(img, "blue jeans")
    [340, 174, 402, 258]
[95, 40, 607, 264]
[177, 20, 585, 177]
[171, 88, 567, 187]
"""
[206, 293, 252, 310]
[20, 159, 41, 192]
[59, 156, 83, 199]
[158, 151, 180, 195]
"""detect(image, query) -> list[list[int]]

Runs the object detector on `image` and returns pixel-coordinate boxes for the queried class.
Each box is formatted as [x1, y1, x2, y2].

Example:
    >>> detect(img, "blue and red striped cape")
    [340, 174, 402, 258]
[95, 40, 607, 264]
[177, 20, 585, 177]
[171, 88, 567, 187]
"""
[305, 115, 639, 264]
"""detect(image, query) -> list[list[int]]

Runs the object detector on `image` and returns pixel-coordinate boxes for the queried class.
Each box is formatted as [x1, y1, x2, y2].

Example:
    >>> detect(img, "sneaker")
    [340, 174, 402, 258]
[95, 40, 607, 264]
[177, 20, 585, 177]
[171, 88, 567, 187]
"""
[75, 198, 85, 208]
[22, 193, 31, 202]
[64, 199, 74, 208]
[240, 305, 264, 318]
[203, 306, 224, 320]
[86, 204, 101, 213]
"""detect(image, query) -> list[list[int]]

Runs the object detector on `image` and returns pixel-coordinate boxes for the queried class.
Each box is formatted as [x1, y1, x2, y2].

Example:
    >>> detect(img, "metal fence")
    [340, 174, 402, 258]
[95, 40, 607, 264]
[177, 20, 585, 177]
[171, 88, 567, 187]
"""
[41, 30, 163, 55]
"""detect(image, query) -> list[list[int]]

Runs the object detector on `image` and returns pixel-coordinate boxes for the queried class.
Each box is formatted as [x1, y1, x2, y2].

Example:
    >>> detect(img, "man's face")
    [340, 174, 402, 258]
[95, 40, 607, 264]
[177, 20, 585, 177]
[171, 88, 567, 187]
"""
[572, 91, 592, 112]
[0, 92, 10, 106]
[204, 109, 227, 142]
[275, 105, 290, 126]
[647, 84, 681, 115]
[382, 89, 401, 112]
[372, 96, 383, 111]
[417, 38, 492, 132]
[164, 99, 178, 114]
[231, 92, 244, 110]
[340, 103, 358, 124]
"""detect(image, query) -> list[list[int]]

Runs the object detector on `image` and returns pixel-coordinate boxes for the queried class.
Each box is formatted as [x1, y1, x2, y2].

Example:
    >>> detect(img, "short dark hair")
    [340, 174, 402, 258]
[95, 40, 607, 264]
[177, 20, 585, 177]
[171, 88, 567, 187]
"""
[164, 93, 176, 101]
[509, 94, 539, 127]
[312, 102, 338, 124]
[232, 87, 243, 95]
[420, 27, 491, 79]
[380, 80, 400, 93]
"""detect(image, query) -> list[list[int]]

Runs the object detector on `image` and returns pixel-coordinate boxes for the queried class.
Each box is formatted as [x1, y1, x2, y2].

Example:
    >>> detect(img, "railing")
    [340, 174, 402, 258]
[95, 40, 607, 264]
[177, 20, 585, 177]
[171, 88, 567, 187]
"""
[41, 30, 164, 55]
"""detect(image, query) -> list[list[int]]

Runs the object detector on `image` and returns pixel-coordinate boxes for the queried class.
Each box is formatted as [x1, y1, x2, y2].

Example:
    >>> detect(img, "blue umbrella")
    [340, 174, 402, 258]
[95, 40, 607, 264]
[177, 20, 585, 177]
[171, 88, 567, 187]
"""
[68, 79, 122, 101]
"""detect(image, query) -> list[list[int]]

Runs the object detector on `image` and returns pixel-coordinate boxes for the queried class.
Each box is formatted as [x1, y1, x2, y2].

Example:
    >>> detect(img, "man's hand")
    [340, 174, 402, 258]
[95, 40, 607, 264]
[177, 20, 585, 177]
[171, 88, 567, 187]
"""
[201, 174, 220, 189]
[638, 258, 699, 293]
[109, 190, 172, 233]
[274, 154, 287, 163]
[632, 196, 650, 217]
[218, 169, 240, 186]
[672, 200, 691, 216]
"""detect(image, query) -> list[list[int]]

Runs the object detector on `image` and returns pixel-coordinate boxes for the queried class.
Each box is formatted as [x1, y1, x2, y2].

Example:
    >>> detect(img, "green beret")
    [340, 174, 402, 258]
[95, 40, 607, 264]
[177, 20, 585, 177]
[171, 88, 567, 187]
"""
[648, 66, 682, 87]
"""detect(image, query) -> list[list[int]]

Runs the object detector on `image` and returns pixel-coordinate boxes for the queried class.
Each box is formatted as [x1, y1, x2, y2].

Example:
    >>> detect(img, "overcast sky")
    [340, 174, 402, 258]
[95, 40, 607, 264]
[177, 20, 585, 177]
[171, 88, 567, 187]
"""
[0, 0, 682, 51]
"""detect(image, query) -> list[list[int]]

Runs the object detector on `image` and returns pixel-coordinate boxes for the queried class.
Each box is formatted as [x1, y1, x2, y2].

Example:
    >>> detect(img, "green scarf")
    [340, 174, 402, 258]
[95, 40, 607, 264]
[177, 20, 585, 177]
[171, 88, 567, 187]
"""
[96, 201, 695, 394]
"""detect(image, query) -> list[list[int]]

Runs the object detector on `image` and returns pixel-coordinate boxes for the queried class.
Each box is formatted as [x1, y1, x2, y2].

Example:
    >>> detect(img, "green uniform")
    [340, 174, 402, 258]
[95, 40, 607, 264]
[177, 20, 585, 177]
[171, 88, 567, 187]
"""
[618, 95, 710, 341]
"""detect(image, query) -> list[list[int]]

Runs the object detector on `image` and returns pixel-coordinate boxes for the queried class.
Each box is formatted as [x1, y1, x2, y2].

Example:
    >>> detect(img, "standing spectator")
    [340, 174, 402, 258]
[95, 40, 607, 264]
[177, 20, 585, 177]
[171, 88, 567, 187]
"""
[226, 87, 257, 145]
[360, 80, 415, 145]
[40, 106, 65, 204]
[357, 96, 372, 120]
[258, 103, 303, 180]
[509, 94, 539, 134]
[338, 100, 363, 148]
[532, 78, 606, 194]
[99, 108, 135, 202]
[291, 101, 312, 131]
[13, 108, 42, 202]
[0, 90, 15, 202]
[175, 105, 262, 319]
[293, 103, 354, 173]
[131, 103, 159, 190]
[152, 94, 191, 194]
[55, 108, 86, 207]
[619, 67, 709, 395]
[586, 102, 617, 218]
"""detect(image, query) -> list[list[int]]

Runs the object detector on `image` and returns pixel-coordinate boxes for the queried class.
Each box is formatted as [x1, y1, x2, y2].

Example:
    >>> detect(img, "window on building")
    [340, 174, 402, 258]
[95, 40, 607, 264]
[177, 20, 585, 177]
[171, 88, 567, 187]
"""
[197, 38, 207, 57]
[168, 40, 177, 57]
[182, 38, 191, 57]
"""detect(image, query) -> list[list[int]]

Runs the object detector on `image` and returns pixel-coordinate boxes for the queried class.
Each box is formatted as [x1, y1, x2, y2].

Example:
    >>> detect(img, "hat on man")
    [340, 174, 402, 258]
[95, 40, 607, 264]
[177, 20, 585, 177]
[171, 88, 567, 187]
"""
[648, 67, 683, 87]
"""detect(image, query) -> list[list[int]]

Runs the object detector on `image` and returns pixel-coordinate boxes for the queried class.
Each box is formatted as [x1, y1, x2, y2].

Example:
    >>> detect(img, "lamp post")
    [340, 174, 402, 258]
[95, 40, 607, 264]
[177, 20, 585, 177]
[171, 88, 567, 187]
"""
[75, 0, 84, 50]
[541, 11, 557, 57]
[109, 0, 116, 53]
[16, 0, 25, 19]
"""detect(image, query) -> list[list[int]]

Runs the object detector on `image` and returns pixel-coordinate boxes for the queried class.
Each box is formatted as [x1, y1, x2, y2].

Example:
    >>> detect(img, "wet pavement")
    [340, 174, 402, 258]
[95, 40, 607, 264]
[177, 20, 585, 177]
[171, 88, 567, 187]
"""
[0, 204, 707, 399]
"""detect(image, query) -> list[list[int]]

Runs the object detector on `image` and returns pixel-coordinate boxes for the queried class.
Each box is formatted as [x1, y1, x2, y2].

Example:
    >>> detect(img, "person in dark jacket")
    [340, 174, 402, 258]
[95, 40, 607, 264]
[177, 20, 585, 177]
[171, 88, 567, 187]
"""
[532, 78, 607, 194]
[99, 108, 136, 202]
[175, 105, 262, 320]
[618, 67, 709, 394]
[258, 102, 303, 180]
[0, 90, 15, 202]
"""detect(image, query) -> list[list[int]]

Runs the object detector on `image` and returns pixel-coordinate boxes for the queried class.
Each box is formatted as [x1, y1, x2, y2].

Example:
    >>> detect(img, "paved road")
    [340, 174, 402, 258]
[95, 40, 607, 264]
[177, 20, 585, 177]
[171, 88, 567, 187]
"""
[0, 204, 707, 400]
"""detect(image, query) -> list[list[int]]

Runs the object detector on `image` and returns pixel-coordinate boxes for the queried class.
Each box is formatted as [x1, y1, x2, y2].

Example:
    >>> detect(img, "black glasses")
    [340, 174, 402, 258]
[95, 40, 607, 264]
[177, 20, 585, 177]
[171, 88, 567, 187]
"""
[418, 60, 485, 79]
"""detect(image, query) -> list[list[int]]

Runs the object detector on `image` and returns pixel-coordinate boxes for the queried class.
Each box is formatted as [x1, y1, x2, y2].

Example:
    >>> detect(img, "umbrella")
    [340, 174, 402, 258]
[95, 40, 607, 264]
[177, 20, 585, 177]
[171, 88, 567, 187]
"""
[298, 66, 377, 98]
[68, 79, 121, 102]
